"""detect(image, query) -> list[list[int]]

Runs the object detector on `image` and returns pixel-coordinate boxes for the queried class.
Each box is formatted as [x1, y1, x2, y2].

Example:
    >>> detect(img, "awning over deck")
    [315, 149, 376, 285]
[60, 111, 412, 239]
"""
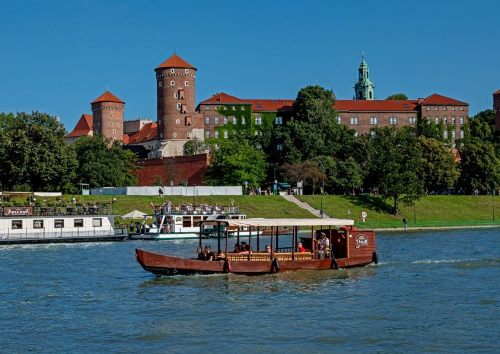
[212, 218, 354, 228]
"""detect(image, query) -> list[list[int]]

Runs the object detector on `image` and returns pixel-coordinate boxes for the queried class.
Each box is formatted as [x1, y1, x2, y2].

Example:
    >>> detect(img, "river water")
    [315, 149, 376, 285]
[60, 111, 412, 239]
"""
[0, 228, 498, 353]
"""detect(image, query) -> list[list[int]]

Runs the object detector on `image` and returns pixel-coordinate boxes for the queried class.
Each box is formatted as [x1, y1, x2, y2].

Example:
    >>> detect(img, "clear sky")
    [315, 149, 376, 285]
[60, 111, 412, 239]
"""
[1, 0, 499, 131]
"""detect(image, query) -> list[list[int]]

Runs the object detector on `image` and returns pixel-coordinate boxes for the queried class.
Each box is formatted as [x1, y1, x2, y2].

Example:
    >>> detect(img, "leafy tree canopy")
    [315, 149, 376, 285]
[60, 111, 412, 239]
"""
[386, 93, 408, 100]
[458, 141, 500, 194]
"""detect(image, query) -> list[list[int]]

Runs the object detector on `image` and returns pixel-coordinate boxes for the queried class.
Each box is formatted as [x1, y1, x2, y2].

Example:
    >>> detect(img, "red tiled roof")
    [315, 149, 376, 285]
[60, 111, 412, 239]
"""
[126, 122, 158, 144]
[493, 89, 500, 95]
[156, 54, 196, 70]
[334, 100, 419, 112]
[66, 114, 93, 138]
[420, 93, 467, 106]
[246, 99, 295, 112]
[122, 134, 129, 145]
[91, 91, 124, 104]
[200, 92, 250, 105]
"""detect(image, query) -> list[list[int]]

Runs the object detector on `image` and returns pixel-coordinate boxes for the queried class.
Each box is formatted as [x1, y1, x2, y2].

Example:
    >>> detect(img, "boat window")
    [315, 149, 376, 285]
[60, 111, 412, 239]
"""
[12, 220, 22, 229]
[92, 218, 102, 227]
[33, 220, 44, 229]
[74, 219, 84, 228]
[193, 216, 202, 226]
[182, 216, 192, 227]
[55, 219, 64, 228]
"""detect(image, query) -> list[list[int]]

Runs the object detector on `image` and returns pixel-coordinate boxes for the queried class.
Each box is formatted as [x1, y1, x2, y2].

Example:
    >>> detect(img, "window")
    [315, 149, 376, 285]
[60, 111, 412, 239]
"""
[214, 116, 219, 124]
[443, 107, 447, 111]
[435, 117, 440, 124]
[185, 81, 189, 86]
[435, 107, 439, 111]
[409, 117, 416, 124]
[459, 117, 464, 124]
[177, 103, 182, 110]
[452, 107, 456, 111]
[215, 130, 219, 138]
[232, 106, 236, 110]
[205, 106, 210, 110]
[275, 116, 282, 125]
[444, 130, 448, 139]
[174, 92, 178, 98]
[443, 117, 447, 125]
[459, 107, 464, 111]
[112, 129, 116, 134]
[224, 116, 228, 125]
[233, 117, 237, 125]
[389, 117, 398, 125]
[452, 130, 456, 139]
[241, 117, 246, 124]
[370, 117, 378, 125]
[350, 117, 358, 125]
[205, 116, 210, 125]
[255, 116, 262, 125]
[92, 218, 102, 227]
[224, 130, 228, 139]
[223, 106, 227, 110]
[159, 82, 163, 87]
[12, 220, 22, 229]
[205, 130, 210, 139]
[181, 104, 187, 113]
[337, 116, 342, 124]
[451, 117, 456, 124]
[185, 69, 189, 74]
[170, 69, 175, 73]
[33, 220, 44, 229]
[460, 130, 464, 138]
[117, 123, 120, 126]
[55, 219, 64, 228]
[74, 219, 83, 228]
[170, 81, 175, 86]
[426, 107, 431, 111]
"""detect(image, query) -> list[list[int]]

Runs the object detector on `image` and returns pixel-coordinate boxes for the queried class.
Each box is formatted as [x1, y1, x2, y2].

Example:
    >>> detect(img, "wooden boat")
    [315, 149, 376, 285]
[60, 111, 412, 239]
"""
[136, 218, 378, 275]
[0, 206, 127, 245]
[129, 203, 258, 240]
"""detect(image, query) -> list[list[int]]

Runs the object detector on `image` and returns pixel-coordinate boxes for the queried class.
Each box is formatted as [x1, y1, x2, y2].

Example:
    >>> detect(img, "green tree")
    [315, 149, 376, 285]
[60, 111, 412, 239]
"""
[458, 142, 500, 194]
[386, 93, 408, 100]
[416, 136, 459, 192]
[329, 157, 363, 194]
[368, 127, 424, 215]
[282, 160, 326, 194]
[204, 140, 267, 186]
[72, 135, 138, 188]
[184, 137, 208, 155]
[0, 112, 77, 192]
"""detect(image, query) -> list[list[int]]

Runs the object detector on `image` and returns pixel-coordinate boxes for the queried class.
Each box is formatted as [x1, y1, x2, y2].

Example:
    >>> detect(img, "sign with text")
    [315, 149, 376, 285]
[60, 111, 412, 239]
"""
[3, 207, 33, 216]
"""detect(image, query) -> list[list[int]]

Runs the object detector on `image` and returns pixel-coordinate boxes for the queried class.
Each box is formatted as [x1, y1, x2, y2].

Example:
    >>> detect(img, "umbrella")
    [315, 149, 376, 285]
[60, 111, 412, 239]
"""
[121, 210, 147, 219]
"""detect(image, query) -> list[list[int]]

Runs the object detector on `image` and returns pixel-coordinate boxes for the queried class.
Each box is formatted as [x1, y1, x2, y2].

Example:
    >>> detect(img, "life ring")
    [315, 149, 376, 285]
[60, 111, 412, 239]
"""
[372, 251, 379, 265]
[272, 257, 280, 273]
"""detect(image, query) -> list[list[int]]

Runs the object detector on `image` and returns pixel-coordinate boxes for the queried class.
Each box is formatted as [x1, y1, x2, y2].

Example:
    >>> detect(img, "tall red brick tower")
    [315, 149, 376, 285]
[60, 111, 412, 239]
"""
[91, 91, 125, 142]
[155, 54, 203, 156]
[493, 89, 500, 129]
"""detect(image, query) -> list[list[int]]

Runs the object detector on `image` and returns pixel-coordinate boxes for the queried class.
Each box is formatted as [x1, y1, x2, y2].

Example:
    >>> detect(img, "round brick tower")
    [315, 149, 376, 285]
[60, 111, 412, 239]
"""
[91, 91, 125, 142]
[155, 54, 198, 141]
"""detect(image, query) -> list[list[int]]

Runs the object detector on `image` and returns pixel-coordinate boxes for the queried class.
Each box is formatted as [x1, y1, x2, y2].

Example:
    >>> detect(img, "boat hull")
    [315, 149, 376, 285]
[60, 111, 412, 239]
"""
[136, 249, 374, 276]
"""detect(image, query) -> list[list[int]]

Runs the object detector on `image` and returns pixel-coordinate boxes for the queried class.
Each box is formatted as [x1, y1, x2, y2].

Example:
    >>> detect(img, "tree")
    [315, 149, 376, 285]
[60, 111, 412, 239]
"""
[0, 112, 77, 193]
[368, 127, 424, 215]
[329, 157, 363, 195]
[184, 137, 208, 155]
[458, 142, 500, 194]
[72, 135, 138, 188]
[386, 93, 408, 100]
[204, 140, 267, 186]
[416, 136, 459, 192]
[282, 160, 326, 194]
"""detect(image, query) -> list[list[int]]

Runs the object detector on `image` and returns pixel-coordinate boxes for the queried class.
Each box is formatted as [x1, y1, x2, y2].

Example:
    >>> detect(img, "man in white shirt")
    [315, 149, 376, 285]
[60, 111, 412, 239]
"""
[317, 232, 330, 259]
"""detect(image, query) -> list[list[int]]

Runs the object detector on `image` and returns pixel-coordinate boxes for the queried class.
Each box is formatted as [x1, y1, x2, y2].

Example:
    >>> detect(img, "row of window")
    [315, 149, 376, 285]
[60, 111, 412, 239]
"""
[205, 106, 246, 111]
[168, 69, 190, 74]
[340, 116, 464, 126]
[364, 129, 464, 139]
[426, 116, 465, 125]
[204, 116, 271, 125]
[159, 81, 189, 87]
[205, 130, 263, 139]
[11, 218, 103, 229]
[425, 106, 464, 111]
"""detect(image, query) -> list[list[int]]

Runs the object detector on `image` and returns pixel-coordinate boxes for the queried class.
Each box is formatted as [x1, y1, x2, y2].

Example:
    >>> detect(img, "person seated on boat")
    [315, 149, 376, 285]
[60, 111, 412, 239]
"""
[197, 246, 207, 261]
[216, 250, 226, 260]
[204, 245, 215, 261]
[240, 242, 248, 251]
[233, 243, 242, 253]
[265, 244, 273, 253]
[315, 232, 330, 259]
[297, 242, 306, 253]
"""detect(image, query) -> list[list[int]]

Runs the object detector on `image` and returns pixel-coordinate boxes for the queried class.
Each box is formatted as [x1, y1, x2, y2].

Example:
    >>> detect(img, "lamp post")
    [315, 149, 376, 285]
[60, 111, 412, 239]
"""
[493, 190, 496, 222]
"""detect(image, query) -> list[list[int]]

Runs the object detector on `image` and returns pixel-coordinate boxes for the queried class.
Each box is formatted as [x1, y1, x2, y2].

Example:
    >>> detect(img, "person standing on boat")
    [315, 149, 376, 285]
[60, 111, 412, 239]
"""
[316, 232, 330, 259]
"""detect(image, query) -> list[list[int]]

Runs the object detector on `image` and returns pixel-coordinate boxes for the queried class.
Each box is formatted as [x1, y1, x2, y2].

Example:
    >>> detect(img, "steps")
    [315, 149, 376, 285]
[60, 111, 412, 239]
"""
[280, 195, 331, 218]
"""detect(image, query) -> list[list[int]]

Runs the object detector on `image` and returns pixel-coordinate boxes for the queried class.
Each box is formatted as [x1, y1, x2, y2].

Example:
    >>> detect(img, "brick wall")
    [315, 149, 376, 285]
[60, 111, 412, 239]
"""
[91, 101, 124, 142]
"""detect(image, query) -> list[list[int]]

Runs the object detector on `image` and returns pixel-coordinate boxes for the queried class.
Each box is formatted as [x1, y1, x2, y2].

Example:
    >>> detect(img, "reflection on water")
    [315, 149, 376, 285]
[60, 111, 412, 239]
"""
[0, 228, 499, 353]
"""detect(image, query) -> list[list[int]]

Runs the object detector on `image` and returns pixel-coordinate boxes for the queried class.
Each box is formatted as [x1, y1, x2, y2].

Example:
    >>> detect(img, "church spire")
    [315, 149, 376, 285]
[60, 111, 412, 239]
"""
[354, 54, 375, 100]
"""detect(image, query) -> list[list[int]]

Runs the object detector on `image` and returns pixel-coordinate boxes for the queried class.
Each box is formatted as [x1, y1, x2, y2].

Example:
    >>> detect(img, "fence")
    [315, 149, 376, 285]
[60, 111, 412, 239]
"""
[91, 186, 243, 196]
[355, 219, 500, 229]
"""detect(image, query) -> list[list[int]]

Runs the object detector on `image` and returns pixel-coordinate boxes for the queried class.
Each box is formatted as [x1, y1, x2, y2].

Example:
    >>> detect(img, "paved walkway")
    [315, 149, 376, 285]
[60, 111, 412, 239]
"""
[280, 195, 331, 218]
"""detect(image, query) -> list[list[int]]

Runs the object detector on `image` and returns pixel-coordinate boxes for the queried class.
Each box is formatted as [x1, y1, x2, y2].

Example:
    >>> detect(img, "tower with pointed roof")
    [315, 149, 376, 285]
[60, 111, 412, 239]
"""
[154, 54, 203, 157]
[493, 89, 500, 129]
[91, 91, 125, 142]
[354, 54, 375, 100]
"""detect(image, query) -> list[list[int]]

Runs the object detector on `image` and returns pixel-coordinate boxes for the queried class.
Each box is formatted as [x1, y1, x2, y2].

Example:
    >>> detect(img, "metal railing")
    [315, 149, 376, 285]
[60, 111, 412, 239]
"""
[0, 226, 117, 240]
[355, 220, 500, 229]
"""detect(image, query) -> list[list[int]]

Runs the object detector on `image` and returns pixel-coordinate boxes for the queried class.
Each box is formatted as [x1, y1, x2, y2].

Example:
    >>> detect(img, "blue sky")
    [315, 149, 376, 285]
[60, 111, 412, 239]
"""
[1, 0, 499, 131]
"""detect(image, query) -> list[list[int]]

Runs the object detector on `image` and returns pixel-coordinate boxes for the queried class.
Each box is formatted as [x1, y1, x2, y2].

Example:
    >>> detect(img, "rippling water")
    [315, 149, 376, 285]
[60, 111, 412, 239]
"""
[0, 228, 499, 353]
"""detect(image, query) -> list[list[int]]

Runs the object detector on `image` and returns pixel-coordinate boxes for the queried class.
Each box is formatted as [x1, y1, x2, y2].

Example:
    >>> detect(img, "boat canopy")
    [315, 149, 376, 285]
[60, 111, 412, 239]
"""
[211, 218, 354, 228]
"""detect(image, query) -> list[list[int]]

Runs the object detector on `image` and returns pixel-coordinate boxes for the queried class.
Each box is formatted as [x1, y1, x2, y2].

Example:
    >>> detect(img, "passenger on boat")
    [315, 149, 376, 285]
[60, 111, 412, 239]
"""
[297, 242, 306, 253]
[197, 247, 207, 261]
[233, 243, 241, 253]
[204, 245, 215, 261]
[216, 250, 226, 260]
[240, 242, 248, 252]
[265, 244, 272, 253]
[315, 232, 330, 259]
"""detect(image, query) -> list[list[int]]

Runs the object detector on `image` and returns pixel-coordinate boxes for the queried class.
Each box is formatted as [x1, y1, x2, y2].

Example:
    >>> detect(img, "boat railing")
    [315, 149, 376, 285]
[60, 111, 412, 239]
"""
[156, 205, 240, 216]
[226, 252, 312, 262]
[0, 226, 116, 240]
[0, 205, 114, 217]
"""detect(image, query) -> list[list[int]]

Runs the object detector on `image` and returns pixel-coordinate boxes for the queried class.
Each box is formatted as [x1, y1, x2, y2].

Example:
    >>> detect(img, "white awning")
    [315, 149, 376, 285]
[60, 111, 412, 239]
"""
[211, 218, 354, 227]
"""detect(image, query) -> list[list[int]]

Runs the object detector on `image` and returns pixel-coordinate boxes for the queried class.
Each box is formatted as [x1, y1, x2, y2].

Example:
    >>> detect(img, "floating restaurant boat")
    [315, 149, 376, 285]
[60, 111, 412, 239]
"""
[129, 203, 257, 240]
[136, 218, 378, 275]
[0, 205, 127, 245]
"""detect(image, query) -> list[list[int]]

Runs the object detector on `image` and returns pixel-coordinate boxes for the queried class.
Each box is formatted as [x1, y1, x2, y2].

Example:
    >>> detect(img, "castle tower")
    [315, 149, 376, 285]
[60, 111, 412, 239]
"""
[354, 54, 375, 100]
[494, 89, 500, 129]
[155, 54, 204, 156]
[91, 91, 125, 142]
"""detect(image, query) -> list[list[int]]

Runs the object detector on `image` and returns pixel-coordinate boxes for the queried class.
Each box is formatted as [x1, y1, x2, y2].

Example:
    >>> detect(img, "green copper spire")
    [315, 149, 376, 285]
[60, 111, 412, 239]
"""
[354, 53, 375, 100]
